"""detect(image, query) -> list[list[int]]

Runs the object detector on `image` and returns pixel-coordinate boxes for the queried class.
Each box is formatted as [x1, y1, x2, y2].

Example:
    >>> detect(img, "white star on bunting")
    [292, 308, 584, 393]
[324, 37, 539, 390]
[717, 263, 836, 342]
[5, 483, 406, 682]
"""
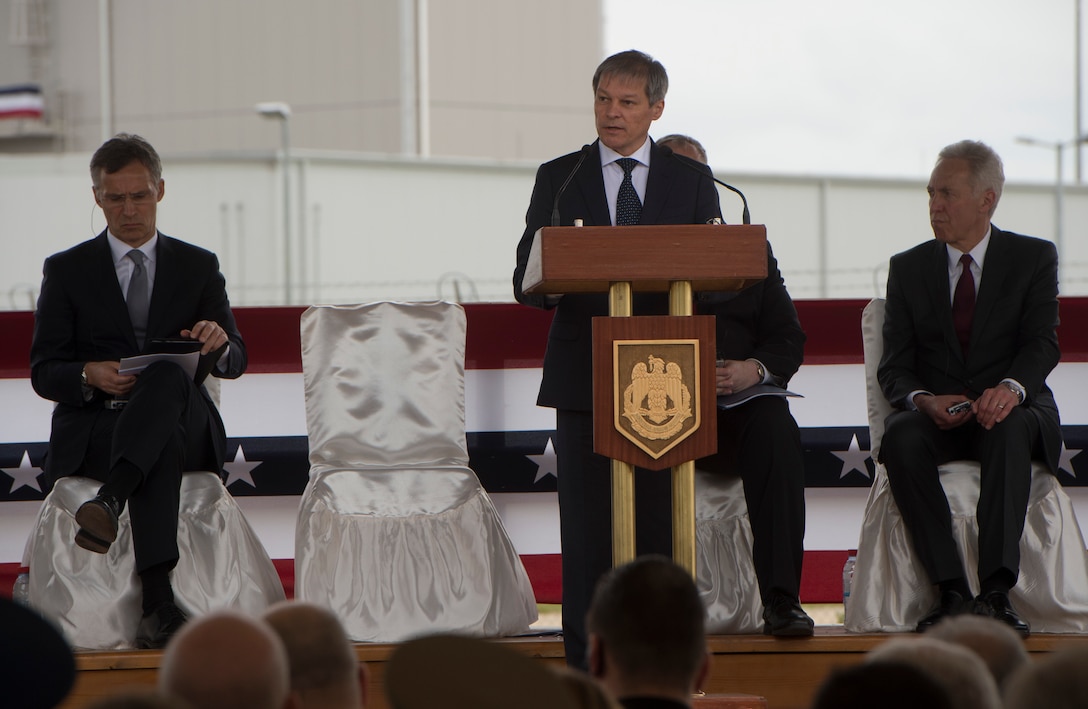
[528, 438, 559, 483]
[1059, 443, 1081, 478]
[831, 433, 871, 480]
[2, 450, 44, 493]
[223, 445, 262, 488]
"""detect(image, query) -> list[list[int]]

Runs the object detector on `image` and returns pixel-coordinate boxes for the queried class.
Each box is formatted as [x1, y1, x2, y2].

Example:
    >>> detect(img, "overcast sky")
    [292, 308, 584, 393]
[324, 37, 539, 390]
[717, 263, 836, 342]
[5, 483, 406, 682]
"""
[605, 0, 1082, 184]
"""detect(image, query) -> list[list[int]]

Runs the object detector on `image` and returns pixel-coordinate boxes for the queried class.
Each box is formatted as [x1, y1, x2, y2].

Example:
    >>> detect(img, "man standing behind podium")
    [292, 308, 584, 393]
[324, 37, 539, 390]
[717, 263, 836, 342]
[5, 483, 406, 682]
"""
[513, 50, 812, 668]
[30, 133, 247, 648]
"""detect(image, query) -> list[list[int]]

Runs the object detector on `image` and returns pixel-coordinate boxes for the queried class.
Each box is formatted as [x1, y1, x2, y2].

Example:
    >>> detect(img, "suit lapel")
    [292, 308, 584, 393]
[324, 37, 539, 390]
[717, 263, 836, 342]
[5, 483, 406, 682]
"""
[92, 232, 140, 348]
[149, 233, 177, 339]
[574, 141, 610, 227]
[971, 226, 1008, 346]
[924, 241, 963, 360]
[640, 139, 672, 224]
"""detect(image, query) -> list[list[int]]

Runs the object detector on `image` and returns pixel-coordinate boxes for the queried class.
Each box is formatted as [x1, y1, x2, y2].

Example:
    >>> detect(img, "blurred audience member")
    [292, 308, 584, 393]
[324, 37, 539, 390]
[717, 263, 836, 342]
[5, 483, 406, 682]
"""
[385, 633, 569, 709]
[928, 612, 1028, 692]
[1005, 644, 1088, 709]
[0, 596, 76, 709]
[85, 690, 194, 709]
[867, 636, 1001, 709]
[263, 601, 368, 708]
[586, 555, 709, 707]
[554, 667, 624, 709]
[159, 610, 297, 709]
[810, 660, 954, 709]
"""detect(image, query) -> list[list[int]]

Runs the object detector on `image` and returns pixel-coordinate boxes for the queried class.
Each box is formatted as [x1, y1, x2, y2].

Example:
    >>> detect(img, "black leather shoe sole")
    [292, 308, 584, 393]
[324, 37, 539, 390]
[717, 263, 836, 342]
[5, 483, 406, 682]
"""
[763, 617, 815, 637]
[74, 498, 118, 554]
[136, 603, 189, 649]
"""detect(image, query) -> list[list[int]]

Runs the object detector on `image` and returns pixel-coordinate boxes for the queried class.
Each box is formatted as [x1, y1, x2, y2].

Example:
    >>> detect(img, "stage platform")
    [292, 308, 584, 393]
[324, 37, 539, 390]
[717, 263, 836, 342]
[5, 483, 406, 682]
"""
[59, 627, 1088, 709]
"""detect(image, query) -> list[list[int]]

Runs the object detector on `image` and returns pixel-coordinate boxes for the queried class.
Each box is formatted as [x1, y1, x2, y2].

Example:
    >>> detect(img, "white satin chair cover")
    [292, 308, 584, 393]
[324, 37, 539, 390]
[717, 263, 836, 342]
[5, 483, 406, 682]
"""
[844, 297, 1088, 633]
[21, 472, 286, 650]
[296, 302, 537, 642]
[695, 469, 764, 633]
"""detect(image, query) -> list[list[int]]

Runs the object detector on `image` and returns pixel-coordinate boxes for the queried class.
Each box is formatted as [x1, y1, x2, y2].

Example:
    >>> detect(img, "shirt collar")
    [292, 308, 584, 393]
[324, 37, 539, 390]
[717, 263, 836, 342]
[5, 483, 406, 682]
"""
[107, 231, 158, 266]
[947, 225, 991, 270]
[599, 137, 652, 169]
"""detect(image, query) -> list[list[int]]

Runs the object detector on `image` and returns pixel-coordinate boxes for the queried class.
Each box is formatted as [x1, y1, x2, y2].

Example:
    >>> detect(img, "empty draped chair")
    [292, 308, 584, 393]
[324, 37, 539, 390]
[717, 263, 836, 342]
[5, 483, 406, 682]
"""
[295, 301, 537, 642]
[22, 380, 286, 650]
[695, 469, 764, 633]
[845, 297, 1088, 633]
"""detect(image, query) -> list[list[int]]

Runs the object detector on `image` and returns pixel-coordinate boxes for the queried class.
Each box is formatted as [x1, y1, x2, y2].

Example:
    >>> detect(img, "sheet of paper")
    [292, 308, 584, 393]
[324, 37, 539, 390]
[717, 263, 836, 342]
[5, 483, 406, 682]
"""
[118, 352, 200, 380]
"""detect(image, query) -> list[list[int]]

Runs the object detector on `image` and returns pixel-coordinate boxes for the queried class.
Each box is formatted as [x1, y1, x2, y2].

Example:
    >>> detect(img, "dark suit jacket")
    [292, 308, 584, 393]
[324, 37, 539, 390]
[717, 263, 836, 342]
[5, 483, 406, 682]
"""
[30, 231, 247, 482]
[514, 139, 802, 412]
[878, 225, 1062, 470]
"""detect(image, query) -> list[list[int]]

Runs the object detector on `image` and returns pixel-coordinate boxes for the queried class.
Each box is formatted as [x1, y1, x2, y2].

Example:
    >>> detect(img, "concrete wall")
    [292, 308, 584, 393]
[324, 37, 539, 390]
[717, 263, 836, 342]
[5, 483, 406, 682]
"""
[3, 151, 1087, 310]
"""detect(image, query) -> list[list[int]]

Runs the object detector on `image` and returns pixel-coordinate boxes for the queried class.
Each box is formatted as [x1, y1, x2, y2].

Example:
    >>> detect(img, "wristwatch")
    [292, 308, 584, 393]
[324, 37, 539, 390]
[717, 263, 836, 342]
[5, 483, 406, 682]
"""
[750, 359, 766, 382]
[1002, 381, 1025, 404]
[80, 365, 88, 387]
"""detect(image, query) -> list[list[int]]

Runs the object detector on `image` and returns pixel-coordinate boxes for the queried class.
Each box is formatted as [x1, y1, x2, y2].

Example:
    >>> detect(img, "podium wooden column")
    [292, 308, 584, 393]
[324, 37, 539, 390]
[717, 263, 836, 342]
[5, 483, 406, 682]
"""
[522, 224, 768, 575]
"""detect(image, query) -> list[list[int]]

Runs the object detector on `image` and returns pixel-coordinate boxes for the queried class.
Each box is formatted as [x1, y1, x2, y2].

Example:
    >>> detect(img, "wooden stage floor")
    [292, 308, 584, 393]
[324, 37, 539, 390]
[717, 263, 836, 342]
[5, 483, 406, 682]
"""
[60, 627, 1088, 709]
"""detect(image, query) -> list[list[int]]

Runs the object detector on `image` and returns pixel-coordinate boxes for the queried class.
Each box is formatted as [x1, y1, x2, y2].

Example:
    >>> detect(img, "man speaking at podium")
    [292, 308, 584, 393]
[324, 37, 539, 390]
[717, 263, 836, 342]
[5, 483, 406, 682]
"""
[30, 133, 247, 648]
[514, 50, 812, 668]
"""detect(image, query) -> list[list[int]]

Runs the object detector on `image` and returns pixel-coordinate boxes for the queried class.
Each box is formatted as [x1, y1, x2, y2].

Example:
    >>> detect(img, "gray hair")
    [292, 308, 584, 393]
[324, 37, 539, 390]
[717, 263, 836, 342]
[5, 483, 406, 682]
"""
[937, 140, 1004, 215]
[658, 134, 707, 163]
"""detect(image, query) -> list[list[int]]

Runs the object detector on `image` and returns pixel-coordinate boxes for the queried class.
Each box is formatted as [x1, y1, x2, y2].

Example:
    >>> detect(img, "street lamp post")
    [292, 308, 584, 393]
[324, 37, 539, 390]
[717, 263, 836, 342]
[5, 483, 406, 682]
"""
[256, 102, 293, 305]
[1015, 134, 1088, 284]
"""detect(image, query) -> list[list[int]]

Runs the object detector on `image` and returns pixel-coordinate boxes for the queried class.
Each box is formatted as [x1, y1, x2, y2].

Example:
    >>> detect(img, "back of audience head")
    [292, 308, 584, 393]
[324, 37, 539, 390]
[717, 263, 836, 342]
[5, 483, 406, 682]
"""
[586, 555, 709, 704]
[1005, 644, 1088, 709]
[928, 612, 1028, 692]
[658, 133, 708, 164]
[866, 636, 1001, 709]
[385, 633, 570, 709]
[553, 667, 624, 709]
[0, 596, 76, 709]
[158, 609, 297, 709]
[810, 660, 954, 709]
[85, 689, 194, 709]
[263, 600, 367, 708]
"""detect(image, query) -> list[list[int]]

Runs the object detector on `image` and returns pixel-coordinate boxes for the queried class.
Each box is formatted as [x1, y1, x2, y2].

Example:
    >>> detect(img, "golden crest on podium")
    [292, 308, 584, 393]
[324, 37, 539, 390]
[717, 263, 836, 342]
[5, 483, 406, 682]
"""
[613, 339, 701, 459]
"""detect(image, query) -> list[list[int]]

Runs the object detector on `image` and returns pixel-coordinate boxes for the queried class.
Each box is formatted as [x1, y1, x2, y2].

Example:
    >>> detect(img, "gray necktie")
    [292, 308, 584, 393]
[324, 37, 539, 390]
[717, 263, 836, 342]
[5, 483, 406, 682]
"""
[615, 157, 642, 226]
[126, 249, 149, 348]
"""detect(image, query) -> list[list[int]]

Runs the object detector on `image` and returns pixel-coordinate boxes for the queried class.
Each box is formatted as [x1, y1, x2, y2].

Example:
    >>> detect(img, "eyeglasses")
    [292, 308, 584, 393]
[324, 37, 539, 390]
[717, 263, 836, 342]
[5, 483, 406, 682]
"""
[97, 190, 157, 207]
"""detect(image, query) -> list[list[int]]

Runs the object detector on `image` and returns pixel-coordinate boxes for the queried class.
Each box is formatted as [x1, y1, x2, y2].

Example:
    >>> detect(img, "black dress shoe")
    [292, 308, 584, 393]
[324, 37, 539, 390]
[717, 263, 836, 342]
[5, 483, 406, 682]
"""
[916, 589, 971, 632]
[136, 602, 190, 649]
[74, 494, 122, 554]
[762, 593, 815, 637]
[973, 591, 1030, 637]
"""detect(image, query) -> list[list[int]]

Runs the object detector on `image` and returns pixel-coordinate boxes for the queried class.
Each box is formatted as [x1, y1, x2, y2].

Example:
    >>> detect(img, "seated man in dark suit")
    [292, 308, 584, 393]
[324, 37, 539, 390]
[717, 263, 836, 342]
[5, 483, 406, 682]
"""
[586, 556, 708, 708]
[514, 49, 812, 668]
[30, 133, 247, 647]
[878, 139, 1061, 636]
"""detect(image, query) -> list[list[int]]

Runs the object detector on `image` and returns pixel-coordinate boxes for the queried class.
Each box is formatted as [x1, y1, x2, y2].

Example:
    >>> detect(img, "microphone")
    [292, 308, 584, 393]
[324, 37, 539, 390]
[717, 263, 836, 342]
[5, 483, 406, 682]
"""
[551, 144, 592, 227]
[661, 145, 751, 225]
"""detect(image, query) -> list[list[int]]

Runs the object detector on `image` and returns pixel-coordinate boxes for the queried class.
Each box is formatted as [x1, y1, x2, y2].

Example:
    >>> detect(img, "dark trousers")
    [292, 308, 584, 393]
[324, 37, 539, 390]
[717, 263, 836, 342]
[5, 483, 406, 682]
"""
[881, 407, 1039, 587]
[555, 396, 806, 669]
[77, 361, 215, 574]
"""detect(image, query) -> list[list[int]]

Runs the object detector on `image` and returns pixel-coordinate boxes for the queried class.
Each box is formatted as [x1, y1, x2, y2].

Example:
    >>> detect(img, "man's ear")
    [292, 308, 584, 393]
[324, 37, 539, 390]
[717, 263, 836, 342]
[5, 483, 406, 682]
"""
[587, 633, 605, 679]
[693, 650, 711, 694]
[357, 662, 370, 706]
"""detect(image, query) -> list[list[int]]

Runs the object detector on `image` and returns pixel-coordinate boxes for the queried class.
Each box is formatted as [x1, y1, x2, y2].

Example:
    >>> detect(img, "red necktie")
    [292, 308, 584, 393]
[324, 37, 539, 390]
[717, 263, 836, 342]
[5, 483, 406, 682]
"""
[952, 254, 975, 357]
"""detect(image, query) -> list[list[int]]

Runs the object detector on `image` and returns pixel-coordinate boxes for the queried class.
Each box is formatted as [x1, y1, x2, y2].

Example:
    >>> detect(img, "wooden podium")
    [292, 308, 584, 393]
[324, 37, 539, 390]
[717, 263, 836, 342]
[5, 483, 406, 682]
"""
[523, 224, 768, 575]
